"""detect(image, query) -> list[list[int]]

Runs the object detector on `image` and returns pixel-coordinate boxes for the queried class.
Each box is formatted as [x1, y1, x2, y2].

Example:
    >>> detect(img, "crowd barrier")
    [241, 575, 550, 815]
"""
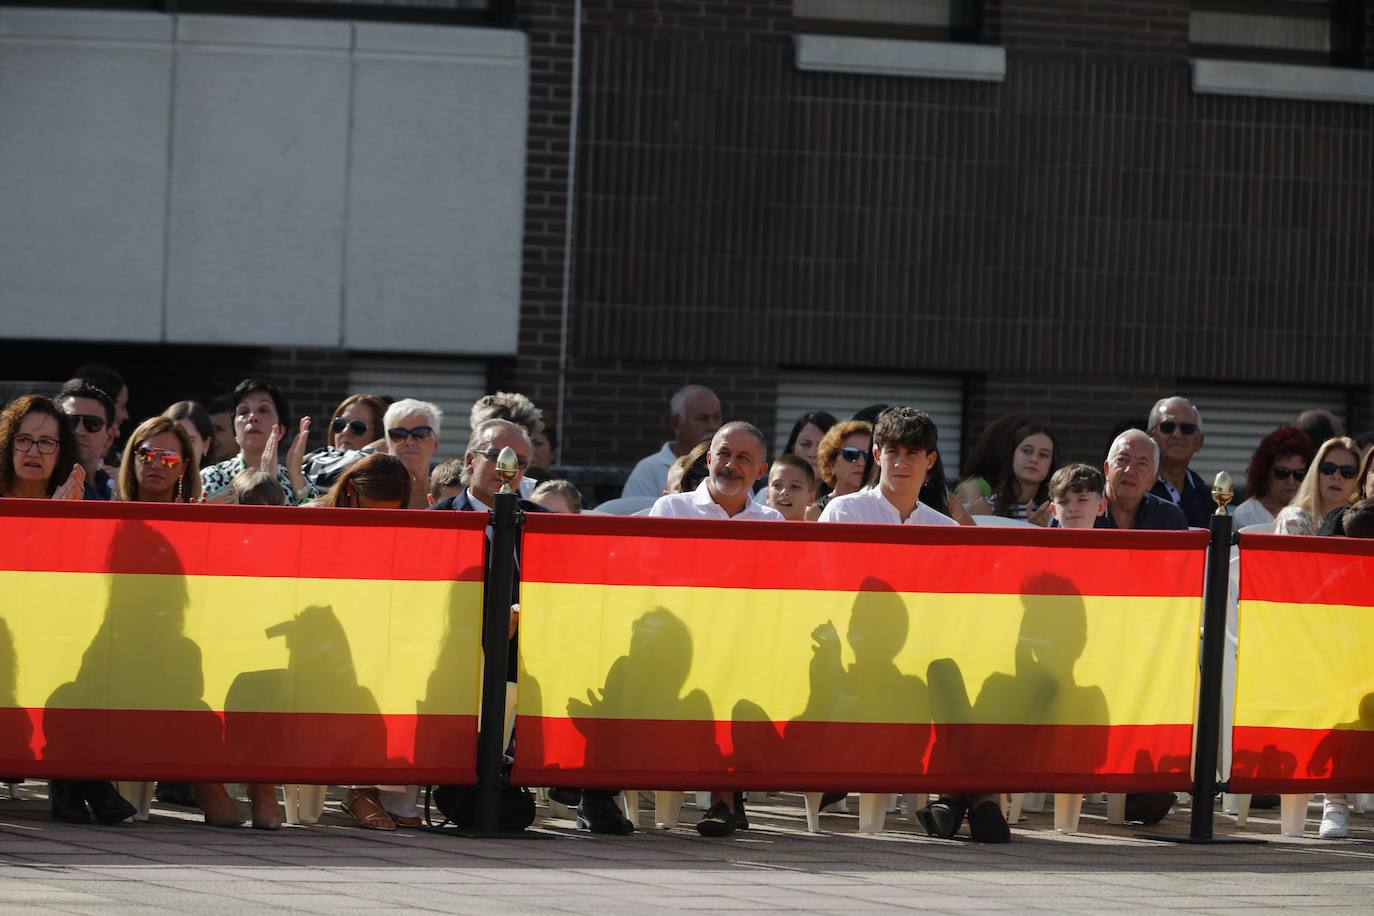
[0, 501, 486, 785]
[3, 496, 1372, 839]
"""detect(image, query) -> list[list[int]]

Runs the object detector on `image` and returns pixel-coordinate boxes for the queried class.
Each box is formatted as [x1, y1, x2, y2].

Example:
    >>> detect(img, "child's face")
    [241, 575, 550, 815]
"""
[767, 464, 815, 521]
[1051, 490, 1107, 529]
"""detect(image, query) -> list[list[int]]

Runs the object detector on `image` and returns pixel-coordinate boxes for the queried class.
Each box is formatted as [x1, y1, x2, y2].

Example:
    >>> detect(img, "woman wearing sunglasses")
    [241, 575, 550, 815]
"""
[1274, 437, 1364, 536]
[1233, 427, 1316, 530]
[383, 399, 442, 509]
[301, 394, 388, 491]
[0, 395, 85, 501]
[804, 419, 872, 521]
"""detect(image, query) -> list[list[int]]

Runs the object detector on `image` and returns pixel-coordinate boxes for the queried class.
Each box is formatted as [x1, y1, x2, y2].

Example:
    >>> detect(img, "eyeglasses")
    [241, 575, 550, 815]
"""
[64, 412, 107, 434]
[135, 445, 183, 469]
[471, 447, 530, 469]
[1155, 421, 1198, 436]
[1271, 466, 1307, 481]
[838, 447, 869, 463]
[1319, 461, 1358, 480]
[387, 426, 433, 442]
[13, 434, 59, 455]
[331, 418, 370, 438]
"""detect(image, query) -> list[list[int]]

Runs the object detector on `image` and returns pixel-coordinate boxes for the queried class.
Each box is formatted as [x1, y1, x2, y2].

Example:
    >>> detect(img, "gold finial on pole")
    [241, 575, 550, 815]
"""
[495, 446, 520, 495]
[1212, 470, 1233, 516]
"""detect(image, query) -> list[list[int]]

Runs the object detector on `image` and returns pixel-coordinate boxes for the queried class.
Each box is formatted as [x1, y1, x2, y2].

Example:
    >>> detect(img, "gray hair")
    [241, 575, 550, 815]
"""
[670, 385, 716, 420]
[1107, 428, 1160, 472]
[384, 398, 443, 438]
[461, 418, 531, 487]
[713, 420, 768, 461]
[1148, 396, 1202, 432]
[469, 391, 543, 435]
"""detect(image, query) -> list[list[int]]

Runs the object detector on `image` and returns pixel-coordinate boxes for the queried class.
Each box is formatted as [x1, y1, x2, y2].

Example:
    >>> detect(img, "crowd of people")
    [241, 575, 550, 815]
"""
[3, 366, 1373, 840]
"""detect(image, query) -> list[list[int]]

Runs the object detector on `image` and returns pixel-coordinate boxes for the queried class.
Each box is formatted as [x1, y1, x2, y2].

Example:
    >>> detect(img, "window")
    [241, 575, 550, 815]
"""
[793, 0, 983, 42]
[774, 371, 964, 474]
[1189, 0, 1367, 68]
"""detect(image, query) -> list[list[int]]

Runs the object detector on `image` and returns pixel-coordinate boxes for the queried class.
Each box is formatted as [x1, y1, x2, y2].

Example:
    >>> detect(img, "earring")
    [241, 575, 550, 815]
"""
[175, 476, 184, 503]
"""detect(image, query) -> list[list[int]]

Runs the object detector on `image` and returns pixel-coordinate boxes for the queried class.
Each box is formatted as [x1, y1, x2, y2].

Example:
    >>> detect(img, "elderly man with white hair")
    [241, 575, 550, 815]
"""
[1146, 396, 1212, 527]
[621, 385, 723, 498]
[384, 398, 443, 509]
[1087, 429, 1188, 531]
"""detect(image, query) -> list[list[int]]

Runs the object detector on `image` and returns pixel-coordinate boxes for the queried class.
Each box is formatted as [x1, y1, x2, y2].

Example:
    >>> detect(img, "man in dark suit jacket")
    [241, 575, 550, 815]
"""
[430, 418, 634, 836]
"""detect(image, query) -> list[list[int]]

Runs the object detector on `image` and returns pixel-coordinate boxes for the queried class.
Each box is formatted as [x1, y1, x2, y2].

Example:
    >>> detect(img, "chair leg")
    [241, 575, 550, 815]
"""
[116, 782, 154, 821]
[620, 791, 638, 829]
[1223, 793, 1251, 827]
[857, 793, 885, 833]
[803, 792, 823, 833]
[655, 791, 683, 828]
[548, 798, 575, 819]
[1007, 793, 1025, 824]
[902, 793, 929, 824]
[1354, 794, 1369, 815]
[1106, 793, 1126, 825]
[695, 791, 712, 810]
[1022, 792, 1045, 813]
[1053, 793, 1083, 833]
[1280, 794, 1309, 836]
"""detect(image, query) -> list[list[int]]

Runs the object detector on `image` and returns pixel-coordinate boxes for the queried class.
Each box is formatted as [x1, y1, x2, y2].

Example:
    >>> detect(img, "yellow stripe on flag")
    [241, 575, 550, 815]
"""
[1236, 599, 1374, 732]
[520, 583, 1198, 727]
[1, 571, 482, 716]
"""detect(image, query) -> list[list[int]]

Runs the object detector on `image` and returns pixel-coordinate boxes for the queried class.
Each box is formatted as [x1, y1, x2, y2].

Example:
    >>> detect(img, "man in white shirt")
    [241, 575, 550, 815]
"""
[819, 407, 1008, 843]
[621, 385, 723, 498]
[648, 421, 781, 835]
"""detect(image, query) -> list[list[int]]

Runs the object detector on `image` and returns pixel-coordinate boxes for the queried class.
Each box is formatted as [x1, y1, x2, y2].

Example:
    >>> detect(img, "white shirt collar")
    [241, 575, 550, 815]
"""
[464, 488, 490, 512]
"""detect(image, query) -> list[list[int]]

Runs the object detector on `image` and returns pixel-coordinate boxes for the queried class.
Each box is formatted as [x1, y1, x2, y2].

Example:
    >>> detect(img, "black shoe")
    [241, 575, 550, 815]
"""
[155, 782, 200, 808]
[733, 792, 749, 830]
[915, 797, 967, 839]
[82, 781, 137, 825]
[1124, 792, 1175, 825]
[968, 800, 1011, 843]
[819, 792, 848, 812]
[1251, 794, 1281, 810]
[50, 780, 90, 824]
[696, 801, 743, 838]
[576, 796, 634, 835]
[548, 787, 582, 808]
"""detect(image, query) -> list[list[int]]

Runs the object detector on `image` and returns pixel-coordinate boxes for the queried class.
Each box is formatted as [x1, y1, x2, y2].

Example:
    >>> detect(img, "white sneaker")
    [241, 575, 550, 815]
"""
[1320, 800, 1349, 839]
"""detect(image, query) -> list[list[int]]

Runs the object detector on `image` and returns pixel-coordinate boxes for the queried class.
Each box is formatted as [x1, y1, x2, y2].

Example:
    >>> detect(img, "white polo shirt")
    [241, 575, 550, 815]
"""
[817, 485, 957, 526]
[622, 442, 678, 498]
[648, 479, 785, 522]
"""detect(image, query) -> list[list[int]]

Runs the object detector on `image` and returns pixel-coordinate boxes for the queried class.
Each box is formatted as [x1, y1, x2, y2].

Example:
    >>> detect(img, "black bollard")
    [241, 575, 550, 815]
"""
[475, 485, 521, 834]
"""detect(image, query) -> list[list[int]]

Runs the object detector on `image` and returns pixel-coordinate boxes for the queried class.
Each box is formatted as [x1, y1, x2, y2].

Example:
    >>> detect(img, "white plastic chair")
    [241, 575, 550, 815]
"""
[970, 515, 1036, 527]
[115, 781, 155, 821]
[588, 496, 656, 515]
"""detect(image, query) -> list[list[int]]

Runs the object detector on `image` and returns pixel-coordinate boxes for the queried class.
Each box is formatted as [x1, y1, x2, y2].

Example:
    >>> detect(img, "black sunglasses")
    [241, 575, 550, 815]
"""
[1155, 421, 1198, 436]
[838, 446, 870, 463]
[1319, 461, 1358, 480]
[331, 418, 370, 437]
[387, 425, 433, 441]
[65, 412, 107, 434]
[1272, 466, 1307, 481]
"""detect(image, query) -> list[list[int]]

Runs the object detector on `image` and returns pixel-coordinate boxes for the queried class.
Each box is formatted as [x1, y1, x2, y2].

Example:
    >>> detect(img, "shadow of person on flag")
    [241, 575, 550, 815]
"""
[566, 607, 719, 781]
[1306, 692, 1374, 783]
[223, 605, 388, 782]
[417, 569, 485, 774]
[0, 616, 35, 774]
[780, 577, 929, 786]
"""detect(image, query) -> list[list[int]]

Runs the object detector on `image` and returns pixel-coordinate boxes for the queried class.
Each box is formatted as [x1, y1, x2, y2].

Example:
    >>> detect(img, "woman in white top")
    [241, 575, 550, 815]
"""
[1232, 426, 1316, 530]
[1273, 437, 1362, 536]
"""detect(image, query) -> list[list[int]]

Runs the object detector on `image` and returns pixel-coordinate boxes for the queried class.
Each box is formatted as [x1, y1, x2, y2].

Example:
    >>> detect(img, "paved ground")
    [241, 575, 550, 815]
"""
[1, 785, 1371, 914]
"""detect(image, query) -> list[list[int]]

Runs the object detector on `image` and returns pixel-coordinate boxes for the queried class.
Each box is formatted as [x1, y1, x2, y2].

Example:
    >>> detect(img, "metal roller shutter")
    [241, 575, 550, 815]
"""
[1184, 384, 1348, 489]
[346, 356, 488, 461]
[774, 371, 963, 473]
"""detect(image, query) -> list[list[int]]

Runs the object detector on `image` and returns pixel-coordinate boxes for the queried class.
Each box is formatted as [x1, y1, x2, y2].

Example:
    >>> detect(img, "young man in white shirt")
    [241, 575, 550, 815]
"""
[819, 407, 1009, 843]
[648, 421, 781, 835]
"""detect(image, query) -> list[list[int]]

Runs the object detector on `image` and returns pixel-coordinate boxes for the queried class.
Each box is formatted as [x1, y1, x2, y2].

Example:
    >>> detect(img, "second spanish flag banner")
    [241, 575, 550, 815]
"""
[1231, 533, 1374, 794]
[515, 516, 1207, 794]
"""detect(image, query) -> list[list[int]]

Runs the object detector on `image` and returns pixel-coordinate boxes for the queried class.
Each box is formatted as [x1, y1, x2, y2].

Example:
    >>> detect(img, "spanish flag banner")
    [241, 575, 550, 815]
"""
[514, 515, 1206, 793]
[1231, 533, 1374, 794]
[0, 500, 485, 784]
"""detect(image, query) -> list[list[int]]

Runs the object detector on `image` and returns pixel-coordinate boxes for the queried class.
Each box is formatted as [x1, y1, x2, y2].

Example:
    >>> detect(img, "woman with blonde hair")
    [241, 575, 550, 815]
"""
[1273, 436, 1362, 536]
[116, 416, 202, 504]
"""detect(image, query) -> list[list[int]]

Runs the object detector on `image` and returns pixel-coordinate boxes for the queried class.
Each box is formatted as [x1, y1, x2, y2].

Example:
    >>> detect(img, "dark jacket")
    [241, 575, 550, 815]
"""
[1095, 491, 1189, 530]
[1149, 468, 1214, 528]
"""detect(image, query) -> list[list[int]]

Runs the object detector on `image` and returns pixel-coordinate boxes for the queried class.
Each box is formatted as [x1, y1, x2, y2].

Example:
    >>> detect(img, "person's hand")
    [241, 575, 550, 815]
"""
[948, 500, 977, 526]
[259, 425, 285, 472]
[53, 464, 86, 500]
[811, 620, 841, 659]
[567, 687, 603, 717]
[207, 487, 238, 505]
[285, 417, 310, 471]
[1027, 500, 1053, 527]
[509, 603, 520, 640]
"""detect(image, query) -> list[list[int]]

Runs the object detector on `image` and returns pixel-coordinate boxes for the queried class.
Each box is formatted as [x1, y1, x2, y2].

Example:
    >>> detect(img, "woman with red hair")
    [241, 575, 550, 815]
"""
[1233, 427, 1316, 529]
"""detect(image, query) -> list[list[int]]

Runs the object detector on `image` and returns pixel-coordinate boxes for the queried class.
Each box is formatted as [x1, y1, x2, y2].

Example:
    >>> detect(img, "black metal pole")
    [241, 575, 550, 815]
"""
[475, 489, 520, 834]
[1188, 510, 1232, 840]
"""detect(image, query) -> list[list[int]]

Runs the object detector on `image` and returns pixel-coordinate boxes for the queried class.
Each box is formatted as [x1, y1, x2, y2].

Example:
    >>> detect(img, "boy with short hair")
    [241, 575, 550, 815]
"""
[766, 453, 817, 521]
[232, 468, 285, 506]
[428, 458, 464, 505]
[531, 478, 583, 514]
[1048, 464, 1108, 529]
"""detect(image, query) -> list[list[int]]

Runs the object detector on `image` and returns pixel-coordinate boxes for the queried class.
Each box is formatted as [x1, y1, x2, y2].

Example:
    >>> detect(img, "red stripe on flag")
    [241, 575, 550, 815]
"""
[1238, 533, 1374, 607]
[1230, 725, 1374, 794]
[511, 715, 1193, 794]
[0, 501, 486, 580]
[0, 707, 477, 784]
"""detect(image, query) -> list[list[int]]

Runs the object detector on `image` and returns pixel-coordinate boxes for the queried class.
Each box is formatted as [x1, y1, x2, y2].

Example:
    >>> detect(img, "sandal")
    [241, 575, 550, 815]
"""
[344, 788, 396, 831]
[392, 814, 423, 828]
